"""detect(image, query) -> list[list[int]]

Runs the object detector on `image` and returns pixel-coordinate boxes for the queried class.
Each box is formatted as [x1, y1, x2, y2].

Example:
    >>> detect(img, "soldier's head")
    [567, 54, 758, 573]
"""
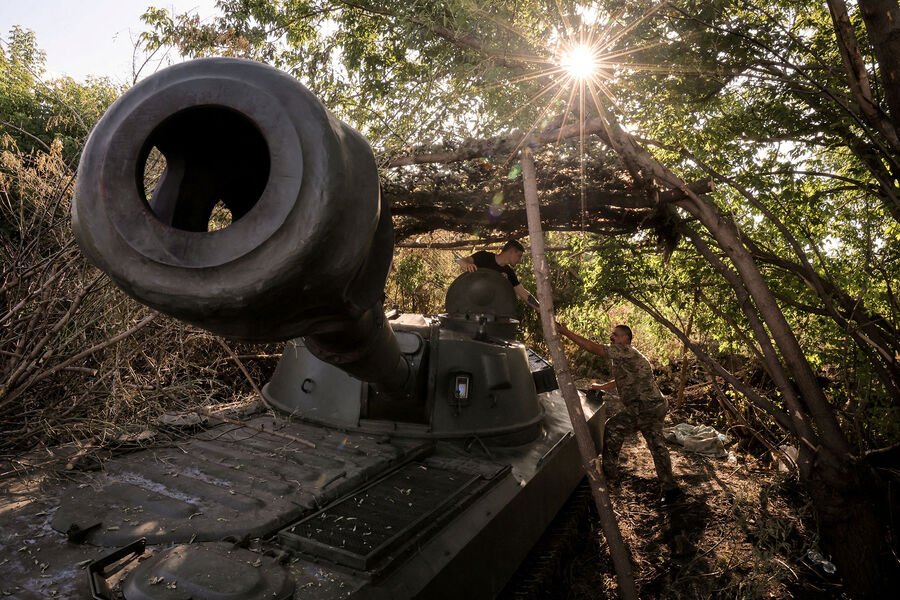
[498, 239, 525, 266]
[610, 324, 633, 345]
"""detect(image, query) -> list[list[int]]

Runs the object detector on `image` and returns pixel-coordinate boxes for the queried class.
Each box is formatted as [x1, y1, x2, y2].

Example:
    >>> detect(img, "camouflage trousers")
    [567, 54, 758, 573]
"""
[602, 397, 677, 491]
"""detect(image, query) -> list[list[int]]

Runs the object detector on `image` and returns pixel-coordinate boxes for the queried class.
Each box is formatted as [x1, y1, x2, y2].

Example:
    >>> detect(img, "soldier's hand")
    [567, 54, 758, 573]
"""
[464, 263, 477, 272]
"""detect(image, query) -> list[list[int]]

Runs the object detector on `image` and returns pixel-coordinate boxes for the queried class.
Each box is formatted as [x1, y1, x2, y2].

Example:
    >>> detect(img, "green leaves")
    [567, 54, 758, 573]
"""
[1, 28, 122, 161]
[138, 1, 564, 149]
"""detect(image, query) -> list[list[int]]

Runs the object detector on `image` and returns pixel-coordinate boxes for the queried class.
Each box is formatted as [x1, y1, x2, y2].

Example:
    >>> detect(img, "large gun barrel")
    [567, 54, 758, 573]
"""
[72, 58, 409, 394]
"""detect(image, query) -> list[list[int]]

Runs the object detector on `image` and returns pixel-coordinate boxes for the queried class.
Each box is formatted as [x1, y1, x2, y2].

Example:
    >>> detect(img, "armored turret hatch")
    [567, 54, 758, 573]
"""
[445, 270, 518, 319]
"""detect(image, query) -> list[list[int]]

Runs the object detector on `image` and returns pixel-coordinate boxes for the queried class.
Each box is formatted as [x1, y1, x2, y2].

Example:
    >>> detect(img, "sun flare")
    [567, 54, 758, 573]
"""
[560, 44, 598, 80]
[469, 1, 672, 235]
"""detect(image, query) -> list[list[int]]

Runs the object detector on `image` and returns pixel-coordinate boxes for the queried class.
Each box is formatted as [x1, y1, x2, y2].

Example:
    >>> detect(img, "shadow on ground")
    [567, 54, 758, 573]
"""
[500, 434, 846, 599]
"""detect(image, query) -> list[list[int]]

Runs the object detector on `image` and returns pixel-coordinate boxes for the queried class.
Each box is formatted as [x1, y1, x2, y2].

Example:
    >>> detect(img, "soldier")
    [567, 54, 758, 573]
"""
[458, 240, 540, 310]
[556, 321, 682, 503]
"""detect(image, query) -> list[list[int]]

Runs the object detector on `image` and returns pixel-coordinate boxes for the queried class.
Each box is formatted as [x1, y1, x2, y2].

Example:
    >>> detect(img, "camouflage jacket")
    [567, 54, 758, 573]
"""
[602, 343, 664, 406]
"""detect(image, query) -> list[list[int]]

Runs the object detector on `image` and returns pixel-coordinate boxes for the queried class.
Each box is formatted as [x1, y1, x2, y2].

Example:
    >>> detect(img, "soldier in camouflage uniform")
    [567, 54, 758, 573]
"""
[556, 322, 681, 501]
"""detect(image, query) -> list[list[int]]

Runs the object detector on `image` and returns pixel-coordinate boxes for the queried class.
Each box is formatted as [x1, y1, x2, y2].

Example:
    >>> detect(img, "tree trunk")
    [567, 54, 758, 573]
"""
[802, 447, 899, 599]
[857, 0, 900, 138]
[827, 0, 900, 150]
[853, 0, 900, 221]
[675, 311, 693, 409]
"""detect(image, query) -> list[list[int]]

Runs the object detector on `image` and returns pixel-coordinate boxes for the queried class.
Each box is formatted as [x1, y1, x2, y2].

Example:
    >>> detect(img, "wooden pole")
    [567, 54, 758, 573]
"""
[520, 148, 638, 600]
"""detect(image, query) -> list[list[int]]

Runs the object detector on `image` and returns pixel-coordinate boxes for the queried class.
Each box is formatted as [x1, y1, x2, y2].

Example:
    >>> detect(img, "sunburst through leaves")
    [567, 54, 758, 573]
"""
[478, 1, 670, 234]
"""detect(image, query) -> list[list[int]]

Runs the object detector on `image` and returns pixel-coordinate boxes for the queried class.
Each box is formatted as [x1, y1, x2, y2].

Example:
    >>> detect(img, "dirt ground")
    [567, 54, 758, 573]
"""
[502, 430, 848, 600]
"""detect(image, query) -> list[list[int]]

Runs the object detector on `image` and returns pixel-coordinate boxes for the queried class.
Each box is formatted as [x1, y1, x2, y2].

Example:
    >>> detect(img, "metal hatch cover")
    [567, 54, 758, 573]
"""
[121, 542, 294, 600]
[279, 456, 509, 574]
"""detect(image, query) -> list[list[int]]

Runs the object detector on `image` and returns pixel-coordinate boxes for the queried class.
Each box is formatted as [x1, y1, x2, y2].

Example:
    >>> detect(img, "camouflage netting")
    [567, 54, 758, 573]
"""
[379, 140, 688, 251]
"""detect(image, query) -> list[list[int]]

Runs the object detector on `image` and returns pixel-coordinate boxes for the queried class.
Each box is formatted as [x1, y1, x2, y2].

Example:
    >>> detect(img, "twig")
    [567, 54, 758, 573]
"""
[215, 338, 276, 412]
[27, 312, 158, 386]
[193, 407, 316, 449]
[62, 367, 99, 375]
[0, 119, 52, 152]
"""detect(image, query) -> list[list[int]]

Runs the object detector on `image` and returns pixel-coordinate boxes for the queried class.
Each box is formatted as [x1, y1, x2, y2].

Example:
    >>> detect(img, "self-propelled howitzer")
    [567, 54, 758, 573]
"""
[14, 57, 606, 600]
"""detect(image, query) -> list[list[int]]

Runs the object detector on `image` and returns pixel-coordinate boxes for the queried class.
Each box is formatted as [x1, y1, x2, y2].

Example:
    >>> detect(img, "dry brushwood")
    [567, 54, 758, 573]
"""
[0, 135, 282, 459]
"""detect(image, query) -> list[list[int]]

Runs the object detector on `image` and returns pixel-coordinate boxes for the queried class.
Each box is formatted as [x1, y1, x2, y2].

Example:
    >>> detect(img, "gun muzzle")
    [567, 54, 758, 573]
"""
[72, 57, 409, 394]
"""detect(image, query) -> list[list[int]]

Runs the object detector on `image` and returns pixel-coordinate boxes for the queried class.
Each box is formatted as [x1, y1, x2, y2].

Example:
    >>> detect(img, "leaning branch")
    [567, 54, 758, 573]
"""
[620, 289, 798, 437]
[521, 148, 638, 600]
[0, 120, 52, 153]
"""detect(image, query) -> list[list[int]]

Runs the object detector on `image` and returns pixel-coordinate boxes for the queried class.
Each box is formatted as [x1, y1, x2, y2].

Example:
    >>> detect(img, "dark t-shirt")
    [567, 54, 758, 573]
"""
[471, 251, 520, 287]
